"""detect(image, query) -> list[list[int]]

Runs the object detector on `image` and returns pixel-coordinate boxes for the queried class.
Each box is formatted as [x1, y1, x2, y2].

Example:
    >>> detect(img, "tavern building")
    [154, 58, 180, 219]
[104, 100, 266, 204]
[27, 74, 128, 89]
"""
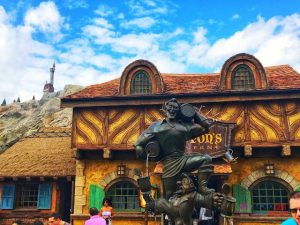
[1, 53, 300, 225]
[60, 53, 300, 225]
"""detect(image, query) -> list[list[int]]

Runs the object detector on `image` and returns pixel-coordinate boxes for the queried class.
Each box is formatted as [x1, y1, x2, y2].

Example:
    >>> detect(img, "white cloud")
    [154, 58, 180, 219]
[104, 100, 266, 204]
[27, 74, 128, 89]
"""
[94, 18, 114, 29]
[112, 33, 160, 54]
[83, 25, 115, 44]
[24, 1, 64, 34]
[193, 27, 208, 44]
[208, 19, 216, 25]
[63, 0, 88, 9]
[117, 13, 125, 20]
[121, 17, 156, 29]
[126, 0, 170, 16]
[2, 1, 300, 105]
[149, 51, 187, 73]
[0, 4, 58, 103]
[231, 14, 240, 20]
[185, 14, 300, 72]
[95, 4, 115, 17]
[170, 41, 190, 57]
[144, 0, 157, 7]
[0, 6, 9, 23]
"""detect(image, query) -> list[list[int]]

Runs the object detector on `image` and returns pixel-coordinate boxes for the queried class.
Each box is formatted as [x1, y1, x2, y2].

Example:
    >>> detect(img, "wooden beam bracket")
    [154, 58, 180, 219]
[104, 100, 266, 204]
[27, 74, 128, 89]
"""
[281, 144, 291, 157]
[103, 147, 112, 159]
[244, 145, 252, 157]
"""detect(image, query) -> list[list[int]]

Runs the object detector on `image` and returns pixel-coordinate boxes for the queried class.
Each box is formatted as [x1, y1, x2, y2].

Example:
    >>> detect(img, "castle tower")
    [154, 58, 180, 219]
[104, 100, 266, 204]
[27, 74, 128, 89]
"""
[43, 63, 55, 93]
[50, 62, 55, 85]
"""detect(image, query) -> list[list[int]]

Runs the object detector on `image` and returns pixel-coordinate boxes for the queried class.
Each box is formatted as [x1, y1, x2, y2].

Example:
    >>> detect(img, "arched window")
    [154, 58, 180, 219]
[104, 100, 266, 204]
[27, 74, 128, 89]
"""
[130, 70, 152, 94]
[231, 65, 255, 90]
[106, 181, 139, 211]
[252, 180, 289, 212]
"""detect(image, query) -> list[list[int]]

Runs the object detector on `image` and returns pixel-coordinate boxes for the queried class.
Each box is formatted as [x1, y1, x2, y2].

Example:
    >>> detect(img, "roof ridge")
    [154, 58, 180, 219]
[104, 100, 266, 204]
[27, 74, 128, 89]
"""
[161, 73, 220, 76]
[265, 64, 292, 69]
[88, 77, 120, 87]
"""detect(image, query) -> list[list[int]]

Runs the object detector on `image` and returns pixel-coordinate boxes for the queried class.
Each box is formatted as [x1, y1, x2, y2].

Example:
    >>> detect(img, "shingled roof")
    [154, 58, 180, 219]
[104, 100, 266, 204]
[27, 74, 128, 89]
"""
[64, 65, 300, 100]
[0, 128, 75, 178]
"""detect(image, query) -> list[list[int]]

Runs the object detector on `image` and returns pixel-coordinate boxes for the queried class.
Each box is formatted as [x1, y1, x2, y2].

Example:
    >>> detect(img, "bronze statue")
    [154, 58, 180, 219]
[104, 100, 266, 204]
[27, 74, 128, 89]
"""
[135, 98, 235, 225]
[135, 98, 214, 199]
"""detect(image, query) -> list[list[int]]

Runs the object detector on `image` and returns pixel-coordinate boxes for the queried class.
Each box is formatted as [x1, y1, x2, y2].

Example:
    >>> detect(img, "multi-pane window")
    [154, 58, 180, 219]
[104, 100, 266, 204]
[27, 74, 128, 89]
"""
[231, 65, 255, 90]
[252, 181, 289, 212]
[106, 181, 139, 211]
[0, 182, 52, 209]
[130, 71, 152, 94]
[16, 183, 39, 208]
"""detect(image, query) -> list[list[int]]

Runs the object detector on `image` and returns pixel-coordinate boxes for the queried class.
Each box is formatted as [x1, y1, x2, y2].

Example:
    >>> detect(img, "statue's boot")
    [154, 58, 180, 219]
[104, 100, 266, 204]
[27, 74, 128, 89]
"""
[198, 165, 215, 195]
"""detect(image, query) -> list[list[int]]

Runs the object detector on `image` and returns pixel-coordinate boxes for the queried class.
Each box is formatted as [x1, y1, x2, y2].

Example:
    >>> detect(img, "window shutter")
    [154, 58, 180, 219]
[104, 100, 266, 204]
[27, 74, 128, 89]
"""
[1, 184, 15, 209]
[89, 184, 105, 210]
[233, 184, 252, 213]
[37, 183, 52, 209]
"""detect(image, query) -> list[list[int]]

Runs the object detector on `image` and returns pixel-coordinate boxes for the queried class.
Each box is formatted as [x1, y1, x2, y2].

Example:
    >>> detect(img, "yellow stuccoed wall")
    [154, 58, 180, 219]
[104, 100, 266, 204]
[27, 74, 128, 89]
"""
[71, 101, 300, 225]
[228, 157, 300, 225]
[228, 157, 300, 186]
[72, 156, 300, 225]
[83, 159, 162, 212]
[73, 102, 300, 149]
[72, 158, 163, 225]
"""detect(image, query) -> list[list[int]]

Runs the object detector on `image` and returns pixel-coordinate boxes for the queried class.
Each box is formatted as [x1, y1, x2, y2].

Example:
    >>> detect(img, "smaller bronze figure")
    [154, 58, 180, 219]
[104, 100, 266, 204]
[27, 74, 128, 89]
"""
[148, 173, 224, 225]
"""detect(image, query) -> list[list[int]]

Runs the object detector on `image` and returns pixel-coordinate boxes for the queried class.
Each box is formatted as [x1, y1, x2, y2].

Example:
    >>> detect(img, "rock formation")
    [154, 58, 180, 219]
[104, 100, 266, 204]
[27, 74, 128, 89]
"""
[0, 85, 83, 153]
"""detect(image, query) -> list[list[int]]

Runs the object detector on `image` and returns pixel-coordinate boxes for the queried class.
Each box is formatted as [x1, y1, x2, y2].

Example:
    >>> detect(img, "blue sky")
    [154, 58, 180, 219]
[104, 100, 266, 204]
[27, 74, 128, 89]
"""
[0, 0, 300, 102]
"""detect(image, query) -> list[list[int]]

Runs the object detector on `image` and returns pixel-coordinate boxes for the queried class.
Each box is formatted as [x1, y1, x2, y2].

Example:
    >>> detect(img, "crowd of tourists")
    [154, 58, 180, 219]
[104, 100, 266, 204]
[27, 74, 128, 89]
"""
[11, 192, 300, 225]
[11, 198, 114, 225]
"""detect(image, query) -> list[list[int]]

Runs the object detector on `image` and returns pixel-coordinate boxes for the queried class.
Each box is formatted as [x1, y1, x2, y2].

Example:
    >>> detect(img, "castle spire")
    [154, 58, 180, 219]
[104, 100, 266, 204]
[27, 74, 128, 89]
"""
[1, 98, 6, 106]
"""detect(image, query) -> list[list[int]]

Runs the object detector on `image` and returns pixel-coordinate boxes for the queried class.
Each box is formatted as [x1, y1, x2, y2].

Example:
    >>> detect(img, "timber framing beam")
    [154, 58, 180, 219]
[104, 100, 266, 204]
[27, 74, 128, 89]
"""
[61, 89, 300, 108]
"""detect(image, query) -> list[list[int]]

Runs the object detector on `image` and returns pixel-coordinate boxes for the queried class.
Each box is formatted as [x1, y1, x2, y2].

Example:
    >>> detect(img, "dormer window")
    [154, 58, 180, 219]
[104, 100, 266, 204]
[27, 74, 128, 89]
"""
[231, 65, 255, 90]
[220, 53, 268, 91]
[130, 70, 152, 94]
[119, 60, 164, 95]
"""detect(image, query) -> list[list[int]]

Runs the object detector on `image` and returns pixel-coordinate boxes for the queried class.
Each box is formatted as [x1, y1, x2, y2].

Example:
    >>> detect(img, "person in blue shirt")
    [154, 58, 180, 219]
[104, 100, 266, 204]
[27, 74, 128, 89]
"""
[282, 191, 300, 225]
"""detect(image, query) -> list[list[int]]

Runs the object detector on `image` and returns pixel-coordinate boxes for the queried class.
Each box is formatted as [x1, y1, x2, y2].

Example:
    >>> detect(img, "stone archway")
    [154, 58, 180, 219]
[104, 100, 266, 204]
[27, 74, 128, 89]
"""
[98, 169, 139, 189]
[241, 168, 300, 190]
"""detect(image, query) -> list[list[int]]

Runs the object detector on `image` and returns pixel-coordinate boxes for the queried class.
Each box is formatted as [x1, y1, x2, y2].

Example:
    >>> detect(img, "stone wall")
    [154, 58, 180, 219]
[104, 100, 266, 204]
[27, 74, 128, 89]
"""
[228, 157, 300, 189]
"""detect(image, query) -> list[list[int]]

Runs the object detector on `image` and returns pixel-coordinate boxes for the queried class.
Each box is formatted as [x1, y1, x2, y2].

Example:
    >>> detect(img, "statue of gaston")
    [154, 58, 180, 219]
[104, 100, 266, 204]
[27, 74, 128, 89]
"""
[134, 98, 232, 225]
[135, 98, 215, 199]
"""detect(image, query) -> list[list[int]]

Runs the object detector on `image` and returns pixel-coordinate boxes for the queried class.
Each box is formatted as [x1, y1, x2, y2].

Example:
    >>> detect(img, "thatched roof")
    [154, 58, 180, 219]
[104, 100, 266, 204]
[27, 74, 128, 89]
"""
[0, 128, 75, 177]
